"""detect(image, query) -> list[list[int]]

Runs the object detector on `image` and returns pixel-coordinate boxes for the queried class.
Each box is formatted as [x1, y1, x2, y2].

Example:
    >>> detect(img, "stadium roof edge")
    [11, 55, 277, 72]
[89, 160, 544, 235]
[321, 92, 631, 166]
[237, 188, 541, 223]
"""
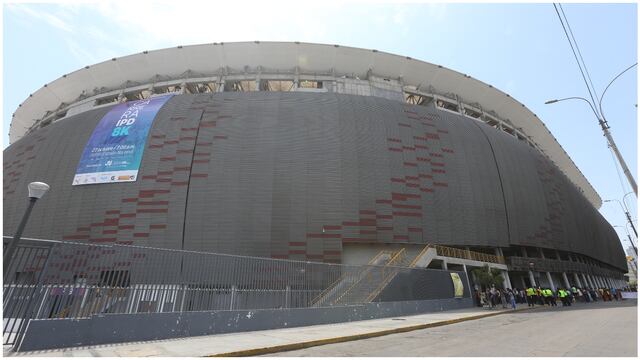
[9, 41, 602, 208]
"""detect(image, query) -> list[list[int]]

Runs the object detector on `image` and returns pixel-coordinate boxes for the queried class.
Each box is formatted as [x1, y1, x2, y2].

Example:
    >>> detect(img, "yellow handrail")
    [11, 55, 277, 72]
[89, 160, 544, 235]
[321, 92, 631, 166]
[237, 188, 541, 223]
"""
[369, 250, 393, 265]
[311, 272, 346, 305]
[386, 248, 406, 266]
[331, 250, 394, 305]
[433, 244, 505, 264]
[365, 248, 406, 302]
[409, 244, 433, 267]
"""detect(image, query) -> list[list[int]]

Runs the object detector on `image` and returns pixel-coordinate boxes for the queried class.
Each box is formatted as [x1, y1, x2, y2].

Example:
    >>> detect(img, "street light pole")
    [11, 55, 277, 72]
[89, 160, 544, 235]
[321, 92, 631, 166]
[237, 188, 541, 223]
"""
[3, 182, 50, 275]
[615, 225, 638, 256]
[627, 235, 638, 256]
[597, 63, 638, 196]
[623, 191, 636, 231]
[545, 96, 637, 196]
[605, 199, 638, 238]
[623, 191, 635, 211]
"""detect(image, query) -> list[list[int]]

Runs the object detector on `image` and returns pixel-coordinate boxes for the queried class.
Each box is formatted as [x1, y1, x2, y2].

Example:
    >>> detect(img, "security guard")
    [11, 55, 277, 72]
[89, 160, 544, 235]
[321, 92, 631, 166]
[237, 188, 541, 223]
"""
[536, 287, 544, 305]
[526, 286, 536, 307]
[558, 288, 567, 306]
[542, 288, 551, 306]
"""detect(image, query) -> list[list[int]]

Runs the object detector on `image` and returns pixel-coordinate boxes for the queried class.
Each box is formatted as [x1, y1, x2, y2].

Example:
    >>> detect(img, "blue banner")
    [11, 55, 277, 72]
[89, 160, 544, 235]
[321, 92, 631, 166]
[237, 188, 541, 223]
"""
[73, 94, 173, 185]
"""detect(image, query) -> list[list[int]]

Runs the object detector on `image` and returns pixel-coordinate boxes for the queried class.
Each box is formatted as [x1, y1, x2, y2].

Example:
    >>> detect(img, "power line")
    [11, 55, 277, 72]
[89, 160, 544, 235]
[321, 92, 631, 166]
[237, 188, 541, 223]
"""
[558, 4, 601, 111]
[552, 3, 601, 118]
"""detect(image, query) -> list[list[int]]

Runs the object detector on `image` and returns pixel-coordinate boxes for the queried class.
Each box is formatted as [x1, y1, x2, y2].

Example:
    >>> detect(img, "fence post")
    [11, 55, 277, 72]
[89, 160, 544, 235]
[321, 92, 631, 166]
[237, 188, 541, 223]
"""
[179, 284, 187, 312]
[285, 285, 291, 308]
[230, 285, 237, 310]
[12, 242, 55, 351]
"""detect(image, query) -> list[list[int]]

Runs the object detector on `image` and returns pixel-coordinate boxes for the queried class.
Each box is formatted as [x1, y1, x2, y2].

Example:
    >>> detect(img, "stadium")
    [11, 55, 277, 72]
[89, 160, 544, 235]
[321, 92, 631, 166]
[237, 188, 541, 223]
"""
[4, 41, 627, 305]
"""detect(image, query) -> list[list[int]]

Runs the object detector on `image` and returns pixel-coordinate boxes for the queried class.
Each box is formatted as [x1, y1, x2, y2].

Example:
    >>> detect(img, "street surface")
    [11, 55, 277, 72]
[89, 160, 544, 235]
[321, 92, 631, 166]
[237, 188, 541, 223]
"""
[269, 300, 637, 357]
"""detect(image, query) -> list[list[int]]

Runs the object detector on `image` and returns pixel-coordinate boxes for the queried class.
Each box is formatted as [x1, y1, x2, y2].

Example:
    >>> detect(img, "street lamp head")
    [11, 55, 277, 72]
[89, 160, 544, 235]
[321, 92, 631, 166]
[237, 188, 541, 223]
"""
[28, 182, 50, 199]
[545, 99, 559, 104]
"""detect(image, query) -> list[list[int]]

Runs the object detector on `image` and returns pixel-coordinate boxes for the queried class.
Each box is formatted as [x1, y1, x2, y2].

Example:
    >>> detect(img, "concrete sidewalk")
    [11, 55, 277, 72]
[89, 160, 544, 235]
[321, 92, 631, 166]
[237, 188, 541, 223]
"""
[7, 305, 533, 357]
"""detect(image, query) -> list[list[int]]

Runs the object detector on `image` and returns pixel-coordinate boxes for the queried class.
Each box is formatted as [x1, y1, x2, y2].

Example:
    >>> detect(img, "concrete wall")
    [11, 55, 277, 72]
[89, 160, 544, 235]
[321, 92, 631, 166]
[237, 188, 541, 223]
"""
[18, 297, 472, 351]
[3, 92, 626, 271]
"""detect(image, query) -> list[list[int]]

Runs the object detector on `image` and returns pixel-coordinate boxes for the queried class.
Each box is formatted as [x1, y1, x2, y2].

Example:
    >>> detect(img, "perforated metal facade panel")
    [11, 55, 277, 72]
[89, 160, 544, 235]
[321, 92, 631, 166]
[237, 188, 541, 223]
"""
[2, 93, 626, 271]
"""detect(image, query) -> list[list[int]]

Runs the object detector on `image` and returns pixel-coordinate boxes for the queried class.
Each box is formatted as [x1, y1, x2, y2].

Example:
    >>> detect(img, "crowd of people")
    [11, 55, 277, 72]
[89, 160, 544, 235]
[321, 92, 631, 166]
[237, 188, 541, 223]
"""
[473, 284, 633, 309]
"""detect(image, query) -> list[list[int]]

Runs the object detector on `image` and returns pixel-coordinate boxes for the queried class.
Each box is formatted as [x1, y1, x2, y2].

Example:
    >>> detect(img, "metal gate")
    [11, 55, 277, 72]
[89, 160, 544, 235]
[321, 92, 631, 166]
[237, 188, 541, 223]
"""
[3, 238, 54, 349]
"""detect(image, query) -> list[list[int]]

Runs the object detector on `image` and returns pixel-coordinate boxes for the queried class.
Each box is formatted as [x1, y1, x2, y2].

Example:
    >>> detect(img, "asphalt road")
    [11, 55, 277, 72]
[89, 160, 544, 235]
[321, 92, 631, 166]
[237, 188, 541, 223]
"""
[268, 300, 637, 357]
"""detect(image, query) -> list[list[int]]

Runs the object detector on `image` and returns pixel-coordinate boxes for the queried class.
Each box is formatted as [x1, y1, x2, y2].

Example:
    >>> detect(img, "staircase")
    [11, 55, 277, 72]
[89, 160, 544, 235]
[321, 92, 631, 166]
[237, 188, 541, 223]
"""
[313, 243, 506, 307]
[313, 245, 431, 307]
[311, 250, 394, 307]
[332, 248, 407, 305]
[410, 244, 438, 267]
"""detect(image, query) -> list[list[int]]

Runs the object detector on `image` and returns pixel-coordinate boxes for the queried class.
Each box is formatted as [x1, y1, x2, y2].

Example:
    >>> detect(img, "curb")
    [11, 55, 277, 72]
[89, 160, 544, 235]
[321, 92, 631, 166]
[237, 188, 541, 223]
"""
[208, 306, 539, 357]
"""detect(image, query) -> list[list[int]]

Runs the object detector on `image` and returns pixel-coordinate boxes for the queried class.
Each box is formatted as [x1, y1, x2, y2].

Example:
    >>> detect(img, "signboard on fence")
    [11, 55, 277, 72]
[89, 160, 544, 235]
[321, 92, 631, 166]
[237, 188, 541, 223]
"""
[72, 94, 173, 185]
[450, 272, 464, 298]
[621, 291, 637, 299]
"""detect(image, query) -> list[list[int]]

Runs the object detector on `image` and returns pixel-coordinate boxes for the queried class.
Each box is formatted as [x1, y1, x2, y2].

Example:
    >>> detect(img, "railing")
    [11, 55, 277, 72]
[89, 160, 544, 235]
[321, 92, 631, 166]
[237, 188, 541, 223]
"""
[433, 245, 505, 265]
[3, 238, 457, 350]
[330, 250, 399, 305]
[409, 244, 433, 267]
[365, 249, 407, 302]
[310, 250, 392, 307]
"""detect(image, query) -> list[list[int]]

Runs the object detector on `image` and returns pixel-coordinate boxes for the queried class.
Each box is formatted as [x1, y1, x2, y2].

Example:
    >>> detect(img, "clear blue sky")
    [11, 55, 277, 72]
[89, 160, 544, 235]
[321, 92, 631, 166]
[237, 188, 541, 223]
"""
[3, 2, 638, 253]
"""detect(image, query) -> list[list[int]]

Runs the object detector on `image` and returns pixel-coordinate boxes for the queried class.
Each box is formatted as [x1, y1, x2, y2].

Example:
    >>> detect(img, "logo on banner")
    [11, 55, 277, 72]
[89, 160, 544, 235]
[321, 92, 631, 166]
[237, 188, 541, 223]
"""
[72, 94, 173, 185]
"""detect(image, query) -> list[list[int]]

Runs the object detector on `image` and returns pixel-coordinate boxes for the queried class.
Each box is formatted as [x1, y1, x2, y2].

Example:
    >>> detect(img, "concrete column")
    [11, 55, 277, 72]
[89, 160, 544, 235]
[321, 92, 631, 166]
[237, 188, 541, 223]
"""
[561, 272, 571, 289]
[503, 270, 512, 289]
[539, 248, 545, 259]
[581, 273, 589, 288]
[585, 274, 594, 288]
[573, 273, 583, 288]
[521, 247, 528, 257]
[462, 263, 472, 292]
[546, 272, 556, 291]
[528, 270, 537, 287]
[442, 261, 448, 270]
[470, 268, 479, 290]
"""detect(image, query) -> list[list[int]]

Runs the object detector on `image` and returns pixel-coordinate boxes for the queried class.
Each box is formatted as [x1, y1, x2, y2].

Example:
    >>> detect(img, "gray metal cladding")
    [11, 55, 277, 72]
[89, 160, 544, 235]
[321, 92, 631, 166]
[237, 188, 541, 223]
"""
[2, 92, 626, 271]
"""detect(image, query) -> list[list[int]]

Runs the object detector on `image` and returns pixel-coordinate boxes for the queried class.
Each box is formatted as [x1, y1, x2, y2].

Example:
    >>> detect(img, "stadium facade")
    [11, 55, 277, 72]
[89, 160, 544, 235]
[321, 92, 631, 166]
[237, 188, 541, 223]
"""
[4, 42, 627, 291]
